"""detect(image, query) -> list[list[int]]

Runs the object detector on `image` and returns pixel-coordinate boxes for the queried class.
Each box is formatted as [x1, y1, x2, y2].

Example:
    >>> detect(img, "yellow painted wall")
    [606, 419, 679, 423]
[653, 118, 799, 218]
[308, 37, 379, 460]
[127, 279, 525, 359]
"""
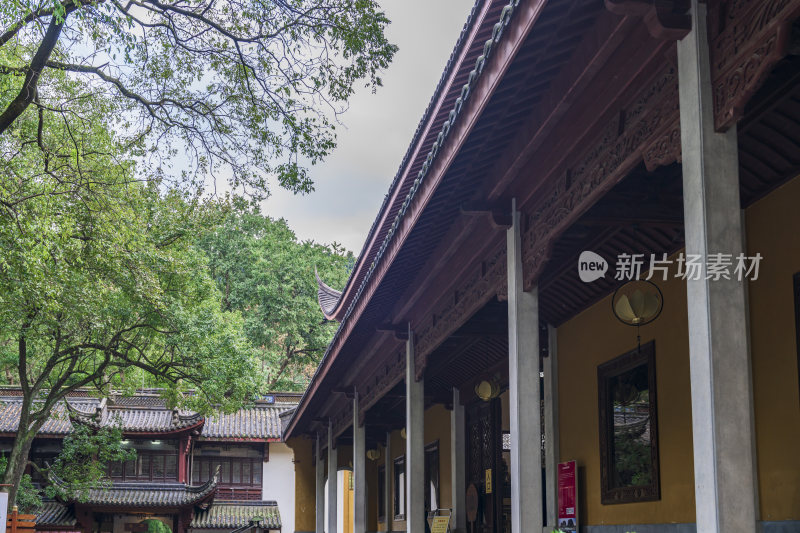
[557, 263, 695, 525]
[744, 175, 800, 520]
[287, 436, 317, 532]
[556, 173, 800, 524]
[343, 470, 354, 533]
[375, 404, 454, 532]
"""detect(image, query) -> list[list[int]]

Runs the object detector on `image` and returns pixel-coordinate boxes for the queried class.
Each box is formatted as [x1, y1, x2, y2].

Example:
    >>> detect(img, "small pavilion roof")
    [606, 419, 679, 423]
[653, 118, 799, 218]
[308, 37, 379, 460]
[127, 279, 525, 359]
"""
[190, 502, 281, 530]
[35, 502, 78, 528]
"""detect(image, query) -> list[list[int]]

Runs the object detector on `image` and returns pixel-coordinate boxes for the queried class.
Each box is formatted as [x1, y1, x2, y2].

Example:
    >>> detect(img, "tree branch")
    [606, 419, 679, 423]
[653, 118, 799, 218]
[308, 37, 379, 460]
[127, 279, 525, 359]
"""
[0, 9, 69, 134]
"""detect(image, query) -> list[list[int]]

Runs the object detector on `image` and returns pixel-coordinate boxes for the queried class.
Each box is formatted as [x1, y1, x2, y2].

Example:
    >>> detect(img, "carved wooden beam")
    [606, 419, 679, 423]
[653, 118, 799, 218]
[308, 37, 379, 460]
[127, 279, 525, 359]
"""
[709, 0, 800, 131]
[605, 0, 691, 40]
[414, 244, 507, 380]
[521, 62, 680, 290]
[358, 349, 406, 425]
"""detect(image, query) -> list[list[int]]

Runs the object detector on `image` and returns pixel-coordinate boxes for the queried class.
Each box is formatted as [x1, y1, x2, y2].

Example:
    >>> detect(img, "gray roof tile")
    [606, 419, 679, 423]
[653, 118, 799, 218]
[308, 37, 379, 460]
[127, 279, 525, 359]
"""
[67, 478, 218, 508]
[190, 502, 280, 529]
[0, 392, 298, 440]
[35, 502, 77, 527]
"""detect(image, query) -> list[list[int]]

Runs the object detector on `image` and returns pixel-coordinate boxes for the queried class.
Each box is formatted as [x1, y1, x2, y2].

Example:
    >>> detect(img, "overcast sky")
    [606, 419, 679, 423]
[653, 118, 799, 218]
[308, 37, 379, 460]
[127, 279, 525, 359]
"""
[260, 0, 475, 254]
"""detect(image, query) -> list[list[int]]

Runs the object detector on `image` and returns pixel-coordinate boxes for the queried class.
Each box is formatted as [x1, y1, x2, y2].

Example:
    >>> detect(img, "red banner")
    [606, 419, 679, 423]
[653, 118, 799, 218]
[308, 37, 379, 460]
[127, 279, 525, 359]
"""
[558, 460, 578, 532]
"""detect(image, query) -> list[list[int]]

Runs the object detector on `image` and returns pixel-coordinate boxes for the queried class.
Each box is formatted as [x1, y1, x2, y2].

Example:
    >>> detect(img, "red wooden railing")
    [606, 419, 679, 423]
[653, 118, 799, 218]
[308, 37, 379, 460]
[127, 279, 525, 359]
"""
[7, 506, 37, 533]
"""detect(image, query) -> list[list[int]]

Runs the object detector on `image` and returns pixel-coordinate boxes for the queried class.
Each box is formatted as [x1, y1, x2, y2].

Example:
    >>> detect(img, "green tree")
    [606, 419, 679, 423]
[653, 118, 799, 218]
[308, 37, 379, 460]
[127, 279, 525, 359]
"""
[0, 139, 261, 506]
[0, 455, 40, 513]
[0, 0, 396, 198]
[45, 424, 137, 502]
[198, 204, 352, 390]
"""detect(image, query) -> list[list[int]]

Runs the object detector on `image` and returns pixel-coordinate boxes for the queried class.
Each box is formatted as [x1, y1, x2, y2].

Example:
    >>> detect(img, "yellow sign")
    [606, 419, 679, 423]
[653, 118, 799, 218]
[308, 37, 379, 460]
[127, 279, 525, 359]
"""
[430, 516, 450, 533]
[485, 468, 493, 494]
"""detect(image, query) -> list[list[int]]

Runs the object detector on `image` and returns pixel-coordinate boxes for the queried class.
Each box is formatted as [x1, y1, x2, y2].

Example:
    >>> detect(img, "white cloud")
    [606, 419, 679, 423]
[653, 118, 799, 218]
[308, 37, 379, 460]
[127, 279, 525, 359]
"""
[260, 0, 476, 254]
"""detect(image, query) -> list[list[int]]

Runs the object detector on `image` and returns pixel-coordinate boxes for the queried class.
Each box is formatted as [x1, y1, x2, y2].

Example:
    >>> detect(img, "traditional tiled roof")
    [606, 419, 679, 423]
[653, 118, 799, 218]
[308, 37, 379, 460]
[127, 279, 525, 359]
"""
[67, 478, 218, 508]
[286, 0, 528, 438]
[0, 399, 100, 435]
[201, 405, 294, 440]
[35, 502, 77, 528]
[190, 502, 280, 530]
[66, 400, 204, 433]
[0, 390, 298, 440]
[315, 268, 343, 317]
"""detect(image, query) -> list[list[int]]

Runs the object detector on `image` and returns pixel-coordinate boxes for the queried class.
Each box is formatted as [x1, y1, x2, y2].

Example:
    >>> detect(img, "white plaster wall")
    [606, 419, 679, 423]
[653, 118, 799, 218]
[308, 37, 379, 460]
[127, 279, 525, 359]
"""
[262, 443, 295, 533]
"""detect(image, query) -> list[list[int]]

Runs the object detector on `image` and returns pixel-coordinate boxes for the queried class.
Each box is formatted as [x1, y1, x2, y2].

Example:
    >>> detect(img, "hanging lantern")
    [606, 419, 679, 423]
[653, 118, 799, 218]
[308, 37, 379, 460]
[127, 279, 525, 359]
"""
[612, 279, 664, 349]
[474, 379, 500, 402]
[366, 449, 381, 461]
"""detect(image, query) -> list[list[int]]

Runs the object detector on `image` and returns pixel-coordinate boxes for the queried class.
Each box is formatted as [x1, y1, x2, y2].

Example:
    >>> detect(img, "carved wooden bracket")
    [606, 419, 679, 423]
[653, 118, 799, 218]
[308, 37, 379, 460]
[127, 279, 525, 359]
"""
[521, 64, 680, 290]
[605, 0, 691, 40]
[642, 121, 681, 171]
[709, 0, 800, 131]
[460, 203, 513, 229]
[414, 244, 507, 380]
[358, 350, 405, 425]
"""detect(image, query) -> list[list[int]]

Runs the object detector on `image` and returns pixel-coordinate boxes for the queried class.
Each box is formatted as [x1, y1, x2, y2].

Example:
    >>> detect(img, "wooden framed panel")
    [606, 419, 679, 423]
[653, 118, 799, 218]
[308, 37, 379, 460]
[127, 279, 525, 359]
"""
[597, 341, 660, 504]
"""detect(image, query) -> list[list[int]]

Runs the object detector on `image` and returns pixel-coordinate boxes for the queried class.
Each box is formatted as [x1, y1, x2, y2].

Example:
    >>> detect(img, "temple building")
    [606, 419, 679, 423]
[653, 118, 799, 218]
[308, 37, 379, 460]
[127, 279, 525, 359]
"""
[287, 0, 800, 532]
[0, 389, 299, 533]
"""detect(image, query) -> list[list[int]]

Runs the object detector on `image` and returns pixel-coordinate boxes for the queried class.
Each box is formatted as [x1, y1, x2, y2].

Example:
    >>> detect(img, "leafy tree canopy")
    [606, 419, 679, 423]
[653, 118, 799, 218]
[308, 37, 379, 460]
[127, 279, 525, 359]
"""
[0, 100, 262, 503]
[43, 424, 136, 503]
[0, 0, 396, 198]
[198, 202, 352, 390]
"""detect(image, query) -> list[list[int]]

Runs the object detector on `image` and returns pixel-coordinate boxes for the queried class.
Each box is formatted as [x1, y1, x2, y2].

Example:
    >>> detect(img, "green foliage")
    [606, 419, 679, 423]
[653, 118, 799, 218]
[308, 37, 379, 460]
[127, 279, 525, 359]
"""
[0, 0, 397, 199]
[142, 519, 171, 533]
[612, 431, 652, 487]
[198, 202, 353, 390]
[45, 424, 136, 502]
[0, 455, 41, 513]
[0, 95, 261, 502]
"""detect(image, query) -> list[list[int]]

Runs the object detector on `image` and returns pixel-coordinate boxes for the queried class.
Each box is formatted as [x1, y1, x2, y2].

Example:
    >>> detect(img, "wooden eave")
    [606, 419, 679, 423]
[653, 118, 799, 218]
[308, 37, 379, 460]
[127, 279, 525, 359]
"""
[288, 0, 800, 440]
[286, 0, 620, 439]
[320, 0, 498, 323]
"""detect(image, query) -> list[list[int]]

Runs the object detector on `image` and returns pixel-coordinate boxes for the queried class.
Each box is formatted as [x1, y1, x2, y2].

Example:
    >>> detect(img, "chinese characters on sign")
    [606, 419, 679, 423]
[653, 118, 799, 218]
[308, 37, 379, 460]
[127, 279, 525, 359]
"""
[578, 251, 763, 283]
[429, 516, 449, 533]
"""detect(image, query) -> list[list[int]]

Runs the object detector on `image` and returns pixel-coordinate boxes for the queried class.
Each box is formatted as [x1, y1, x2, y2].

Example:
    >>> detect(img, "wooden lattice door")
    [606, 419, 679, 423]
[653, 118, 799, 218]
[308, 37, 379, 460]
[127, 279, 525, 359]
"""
[465, 398, 503, 533]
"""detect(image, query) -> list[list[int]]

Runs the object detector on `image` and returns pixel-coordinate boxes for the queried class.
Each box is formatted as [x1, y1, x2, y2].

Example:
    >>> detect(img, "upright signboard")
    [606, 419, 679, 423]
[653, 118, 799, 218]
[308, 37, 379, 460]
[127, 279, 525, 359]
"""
[557, 460, 578, 532]
[429, 516, 450, 533]
[0, 492, 8, 533]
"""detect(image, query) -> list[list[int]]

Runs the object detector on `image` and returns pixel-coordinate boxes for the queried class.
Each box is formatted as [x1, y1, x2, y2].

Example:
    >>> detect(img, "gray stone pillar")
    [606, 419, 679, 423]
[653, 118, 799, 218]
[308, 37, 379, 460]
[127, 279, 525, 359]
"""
[543, 325, 559, 529]
[384, 432, 393, 532]
[451, 388, 466, 533]
[677, 2, 758, 532]
[327, 421, 338, 533]
[353, 393, 367, 533]
[506, 198, 543, 531]
[316, 434, 325, 533]
[406, 323, 425, 533]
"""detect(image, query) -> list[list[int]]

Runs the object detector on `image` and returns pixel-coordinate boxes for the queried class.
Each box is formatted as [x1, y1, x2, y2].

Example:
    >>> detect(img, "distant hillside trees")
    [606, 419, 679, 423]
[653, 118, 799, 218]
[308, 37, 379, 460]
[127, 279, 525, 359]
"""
[198, 204, 353, 391]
